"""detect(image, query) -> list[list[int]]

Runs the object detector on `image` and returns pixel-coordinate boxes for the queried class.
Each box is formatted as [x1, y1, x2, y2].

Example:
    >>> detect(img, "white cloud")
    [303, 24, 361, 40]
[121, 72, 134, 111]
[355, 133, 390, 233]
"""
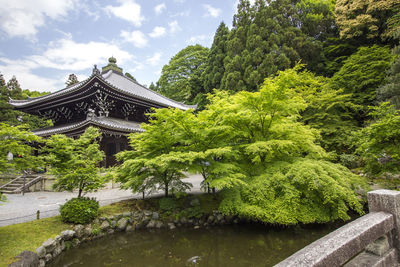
[105, 0, 144, 27]
[0, 0, 79, 40]
[203, 4, 221, 18]
[168, 20, 181, 34]
[0, 38, 133, 91]
[120, 30, 148, 48]
[187, 35, 210, 45]
[154, 3, 166, 15]
[146, 53, 162, 66]
[149, 26, 166, 38]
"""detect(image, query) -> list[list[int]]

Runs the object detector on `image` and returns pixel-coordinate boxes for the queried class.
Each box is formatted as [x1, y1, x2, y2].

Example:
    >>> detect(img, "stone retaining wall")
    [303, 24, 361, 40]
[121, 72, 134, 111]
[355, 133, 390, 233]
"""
[9, 210, 238, 267]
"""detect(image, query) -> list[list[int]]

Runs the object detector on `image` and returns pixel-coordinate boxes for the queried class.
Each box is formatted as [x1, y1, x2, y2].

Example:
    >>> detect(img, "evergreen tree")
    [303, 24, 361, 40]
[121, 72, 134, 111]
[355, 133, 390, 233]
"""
[125, 72, 137, 82]
[221, 0, 327, 92]
[65, 74, 79, 87]
[202, 22, 230, 93]
[0, 74, 51, 129]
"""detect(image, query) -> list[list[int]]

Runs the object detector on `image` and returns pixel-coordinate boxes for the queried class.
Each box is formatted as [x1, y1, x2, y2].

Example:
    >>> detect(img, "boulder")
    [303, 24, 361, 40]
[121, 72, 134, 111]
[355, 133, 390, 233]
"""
[167, 223, 176, 230]
[38, 259, 45, 267]
[122, 212, 131, 217]
[35, 246, 46, 258]
[60, 230, 75, 241]
[117, 218, 128, 231]
[152, 212, 159, 220]
[9, 251, 39, 267]
[126, 225, 133, 232]
[190, 198, 200, 207]
[111, 220, 117, 228]
[155, 221, 163, 228]
[73, 225, 84, 238]
[42, 238, 56, 252]
[83, 225, 92, 236]
[146, 220, 157, 228]
[143, 210, 152, 217]
[45, 253, 52, 263]
[52, 245, 63, 257]
[100, 221, 110, 231]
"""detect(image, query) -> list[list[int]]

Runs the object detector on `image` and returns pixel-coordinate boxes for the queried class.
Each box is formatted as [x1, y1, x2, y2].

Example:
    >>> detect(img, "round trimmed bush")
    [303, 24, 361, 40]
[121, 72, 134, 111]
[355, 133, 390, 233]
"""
[60, 197, 99, 224]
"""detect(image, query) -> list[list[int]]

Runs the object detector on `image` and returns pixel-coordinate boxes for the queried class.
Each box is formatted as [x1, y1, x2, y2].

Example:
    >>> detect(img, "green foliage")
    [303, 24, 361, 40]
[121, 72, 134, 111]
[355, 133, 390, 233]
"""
[125, 72, 137, 82]
[65, 74, 79, 87]
[355, 103, 400, 176]
[209, 67, 366, 224]
[0, 74, 51, 129]
[159, 197, 178, 212]
[377, 46, 400, 108]
[330, 45, 394, 122]
[115, 109, 192, 197]
[0, 123, 43, 173]
[60, 197, 99, 224]
[220, 159, 365, 224]
[335, 0, 399, 44]
[157, 44, 209, 103]
[202, 22, 230, 94]
[46, 127, 106, 197]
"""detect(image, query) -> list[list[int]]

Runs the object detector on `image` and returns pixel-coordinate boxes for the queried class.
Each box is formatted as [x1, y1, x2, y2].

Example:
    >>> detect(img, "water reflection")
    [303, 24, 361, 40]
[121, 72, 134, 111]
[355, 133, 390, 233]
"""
[49, 223, 342, 267]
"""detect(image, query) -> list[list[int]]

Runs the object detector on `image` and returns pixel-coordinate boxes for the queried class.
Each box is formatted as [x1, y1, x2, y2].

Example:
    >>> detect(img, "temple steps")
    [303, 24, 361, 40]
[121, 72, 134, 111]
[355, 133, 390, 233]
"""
[0, 175, 43, 194]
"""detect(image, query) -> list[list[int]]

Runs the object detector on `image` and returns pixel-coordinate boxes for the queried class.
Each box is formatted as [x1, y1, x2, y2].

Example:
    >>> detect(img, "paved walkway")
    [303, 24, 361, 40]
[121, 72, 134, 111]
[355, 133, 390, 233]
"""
[0, 174, 203, 227]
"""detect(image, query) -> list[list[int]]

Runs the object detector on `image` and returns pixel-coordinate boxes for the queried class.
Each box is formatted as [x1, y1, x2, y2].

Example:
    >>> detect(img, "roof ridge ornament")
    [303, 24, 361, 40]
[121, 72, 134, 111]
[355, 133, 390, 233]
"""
[92, 64, 100, 76]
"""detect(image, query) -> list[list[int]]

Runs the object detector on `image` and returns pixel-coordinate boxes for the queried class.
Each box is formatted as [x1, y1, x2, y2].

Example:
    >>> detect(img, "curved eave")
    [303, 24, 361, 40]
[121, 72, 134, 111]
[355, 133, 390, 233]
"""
[33, 116, 144, 137]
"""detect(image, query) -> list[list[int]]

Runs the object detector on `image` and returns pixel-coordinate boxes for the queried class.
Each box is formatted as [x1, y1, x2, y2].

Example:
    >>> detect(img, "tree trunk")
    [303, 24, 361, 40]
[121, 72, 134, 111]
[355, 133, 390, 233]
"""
[165, 182, 169, 197]
[78, 188, 82, 198]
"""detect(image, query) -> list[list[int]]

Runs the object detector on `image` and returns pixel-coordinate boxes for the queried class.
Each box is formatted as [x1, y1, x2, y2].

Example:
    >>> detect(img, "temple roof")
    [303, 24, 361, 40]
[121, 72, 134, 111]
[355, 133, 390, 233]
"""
[9, 64, 196, 111]
[33, 116, 144, 137]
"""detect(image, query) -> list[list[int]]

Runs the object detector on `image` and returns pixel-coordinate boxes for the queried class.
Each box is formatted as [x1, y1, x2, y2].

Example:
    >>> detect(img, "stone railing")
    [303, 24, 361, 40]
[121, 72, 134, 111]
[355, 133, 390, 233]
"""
[275, 190, 400, 266]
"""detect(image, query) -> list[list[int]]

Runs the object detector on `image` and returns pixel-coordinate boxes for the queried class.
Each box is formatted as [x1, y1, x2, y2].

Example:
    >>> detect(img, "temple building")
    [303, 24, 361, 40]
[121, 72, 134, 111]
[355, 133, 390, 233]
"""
[9, 57, 195, 166]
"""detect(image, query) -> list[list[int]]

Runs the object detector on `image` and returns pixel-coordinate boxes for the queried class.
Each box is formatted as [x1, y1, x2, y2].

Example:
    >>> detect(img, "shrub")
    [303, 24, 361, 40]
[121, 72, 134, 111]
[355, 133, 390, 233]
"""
[159, 197, 178, 212]
[60, 197, 99, 224]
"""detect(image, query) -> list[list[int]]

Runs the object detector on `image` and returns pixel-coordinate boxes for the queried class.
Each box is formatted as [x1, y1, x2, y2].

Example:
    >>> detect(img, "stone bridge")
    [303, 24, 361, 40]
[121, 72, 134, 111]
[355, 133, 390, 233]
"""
[275, 190, 400, 266]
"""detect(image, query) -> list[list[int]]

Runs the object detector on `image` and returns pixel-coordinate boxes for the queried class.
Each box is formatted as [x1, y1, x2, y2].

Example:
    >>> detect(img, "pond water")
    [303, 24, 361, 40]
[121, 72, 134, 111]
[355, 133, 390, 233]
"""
[49, 222, 343, 267]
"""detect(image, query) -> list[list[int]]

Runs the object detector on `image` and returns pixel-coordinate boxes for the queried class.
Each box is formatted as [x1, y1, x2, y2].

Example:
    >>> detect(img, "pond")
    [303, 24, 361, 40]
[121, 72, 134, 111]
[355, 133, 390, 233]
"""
[49, 222, 344, 267]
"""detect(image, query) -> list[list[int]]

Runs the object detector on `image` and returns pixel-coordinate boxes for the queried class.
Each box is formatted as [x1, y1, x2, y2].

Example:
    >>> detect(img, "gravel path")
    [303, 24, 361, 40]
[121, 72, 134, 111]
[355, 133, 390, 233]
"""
[0, 174, 203, 227]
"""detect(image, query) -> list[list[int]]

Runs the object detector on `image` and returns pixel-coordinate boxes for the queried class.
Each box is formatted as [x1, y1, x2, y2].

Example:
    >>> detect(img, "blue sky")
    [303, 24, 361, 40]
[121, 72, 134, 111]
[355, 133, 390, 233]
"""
[0, 0, 251, 92]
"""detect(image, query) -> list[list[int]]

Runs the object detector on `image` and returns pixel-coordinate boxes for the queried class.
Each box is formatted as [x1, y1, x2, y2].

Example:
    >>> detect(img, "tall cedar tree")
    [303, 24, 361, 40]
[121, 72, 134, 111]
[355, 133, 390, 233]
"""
[220, 0, 333, 92]
[201, 22, 230, 94]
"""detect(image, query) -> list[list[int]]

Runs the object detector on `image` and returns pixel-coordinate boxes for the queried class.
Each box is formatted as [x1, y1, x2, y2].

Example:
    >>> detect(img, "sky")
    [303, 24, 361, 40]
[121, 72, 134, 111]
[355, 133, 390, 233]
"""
[0, 0, 252, 92]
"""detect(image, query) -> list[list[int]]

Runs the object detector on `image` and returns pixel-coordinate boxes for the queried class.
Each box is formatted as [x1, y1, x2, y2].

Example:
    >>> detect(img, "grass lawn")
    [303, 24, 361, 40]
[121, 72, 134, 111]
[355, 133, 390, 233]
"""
[0, 193, 220, 266]
[0, 216, 71, 266]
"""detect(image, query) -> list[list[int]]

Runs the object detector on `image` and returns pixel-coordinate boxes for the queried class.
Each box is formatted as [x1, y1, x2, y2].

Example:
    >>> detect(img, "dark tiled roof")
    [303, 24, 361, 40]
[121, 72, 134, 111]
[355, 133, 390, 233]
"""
[10, 71, 196, 110]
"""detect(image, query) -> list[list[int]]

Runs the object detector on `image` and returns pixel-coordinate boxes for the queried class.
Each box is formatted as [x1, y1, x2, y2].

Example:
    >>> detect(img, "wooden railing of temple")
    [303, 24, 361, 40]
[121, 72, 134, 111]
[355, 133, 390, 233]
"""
[275, 190, 400, 266]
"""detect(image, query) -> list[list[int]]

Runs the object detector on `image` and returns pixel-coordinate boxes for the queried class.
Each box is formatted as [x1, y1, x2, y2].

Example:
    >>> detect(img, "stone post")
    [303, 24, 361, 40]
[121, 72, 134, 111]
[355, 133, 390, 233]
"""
[368, 190, 400, 255]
